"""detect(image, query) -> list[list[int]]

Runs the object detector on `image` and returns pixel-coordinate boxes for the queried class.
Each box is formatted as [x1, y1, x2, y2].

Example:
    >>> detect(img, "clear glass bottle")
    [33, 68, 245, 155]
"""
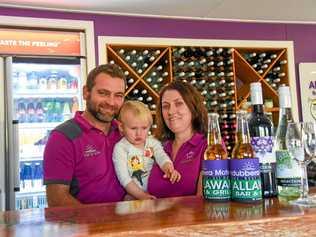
[231, 110, 262, 203]
[275, 85, 301, 198]
[202, 113, 230, 201]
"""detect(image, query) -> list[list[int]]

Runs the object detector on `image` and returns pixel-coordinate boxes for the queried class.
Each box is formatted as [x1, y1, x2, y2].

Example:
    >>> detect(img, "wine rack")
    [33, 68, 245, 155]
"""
[104, 40, 294, 157]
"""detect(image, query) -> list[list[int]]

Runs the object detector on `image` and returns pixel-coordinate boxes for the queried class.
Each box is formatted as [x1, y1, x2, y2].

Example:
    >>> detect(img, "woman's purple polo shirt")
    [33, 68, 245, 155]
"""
[148, 133, 207, 198]
[43, 112, 125, 204]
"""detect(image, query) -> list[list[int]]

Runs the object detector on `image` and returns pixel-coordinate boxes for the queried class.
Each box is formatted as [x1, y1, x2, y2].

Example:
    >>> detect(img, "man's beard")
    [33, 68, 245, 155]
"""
[86, 100, 117, 123]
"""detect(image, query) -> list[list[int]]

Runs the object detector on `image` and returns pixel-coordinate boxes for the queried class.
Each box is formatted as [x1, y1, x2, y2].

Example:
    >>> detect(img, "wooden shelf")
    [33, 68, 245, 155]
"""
[104, 42, 291, 156]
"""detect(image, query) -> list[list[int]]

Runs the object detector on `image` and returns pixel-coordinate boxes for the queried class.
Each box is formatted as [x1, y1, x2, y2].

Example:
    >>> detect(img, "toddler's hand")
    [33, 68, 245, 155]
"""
[168, 169, 181, 184]
[162, 163, 181, 184]
[162, 162, 174, 178]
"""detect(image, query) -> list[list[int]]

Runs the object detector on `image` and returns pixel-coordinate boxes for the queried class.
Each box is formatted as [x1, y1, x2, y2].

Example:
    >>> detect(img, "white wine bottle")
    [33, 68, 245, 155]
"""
[275, 85, 301, 198]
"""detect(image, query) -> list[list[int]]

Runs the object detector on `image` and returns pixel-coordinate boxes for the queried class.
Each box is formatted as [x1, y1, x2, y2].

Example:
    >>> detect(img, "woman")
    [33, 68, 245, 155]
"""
[148, 80, 208, 198]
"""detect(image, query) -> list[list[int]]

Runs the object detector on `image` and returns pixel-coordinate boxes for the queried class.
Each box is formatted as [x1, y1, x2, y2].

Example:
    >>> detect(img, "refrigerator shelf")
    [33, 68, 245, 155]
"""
[16, 190, 46, 197]
[20, 151, 44, 159]
[19, 122, 60, 129]
[13, 93, 78, 99]
[20, 157, 43, 162]
[14, 88, 78, 95]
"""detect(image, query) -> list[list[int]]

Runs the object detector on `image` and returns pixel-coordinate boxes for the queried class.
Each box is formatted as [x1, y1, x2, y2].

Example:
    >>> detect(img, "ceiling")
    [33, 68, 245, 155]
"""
[0, 0, 316, 23]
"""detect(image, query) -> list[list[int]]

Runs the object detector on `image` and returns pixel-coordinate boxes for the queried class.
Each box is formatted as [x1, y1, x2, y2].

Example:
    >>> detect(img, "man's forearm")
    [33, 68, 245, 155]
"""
[48, 193, 81, 207]
[46, 184, 82, 207]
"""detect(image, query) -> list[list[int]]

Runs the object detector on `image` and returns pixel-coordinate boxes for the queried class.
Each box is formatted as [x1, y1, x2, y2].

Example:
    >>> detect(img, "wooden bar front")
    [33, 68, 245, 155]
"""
[1, 194, 316, 237]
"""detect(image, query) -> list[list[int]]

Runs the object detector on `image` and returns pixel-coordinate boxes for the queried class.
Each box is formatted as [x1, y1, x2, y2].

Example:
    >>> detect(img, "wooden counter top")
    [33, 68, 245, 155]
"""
[1, 194, 316, 237]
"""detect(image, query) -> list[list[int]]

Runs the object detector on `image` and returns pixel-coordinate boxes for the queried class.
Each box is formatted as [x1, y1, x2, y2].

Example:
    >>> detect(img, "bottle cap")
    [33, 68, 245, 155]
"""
[278, 85, 291, 108]
[250, 82, 263, 105]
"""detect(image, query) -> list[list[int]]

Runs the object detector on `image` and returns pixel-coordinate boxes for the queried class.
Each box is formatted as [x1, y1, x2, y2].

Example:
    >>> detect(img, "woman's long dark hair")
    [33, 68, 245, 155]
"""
[154, 81, 208, 141]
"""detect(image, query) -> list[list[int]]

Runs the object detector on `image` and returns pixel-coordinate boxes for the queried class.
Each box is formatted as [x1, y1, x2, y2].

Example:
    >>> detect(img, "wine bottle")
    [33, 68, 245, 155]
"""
[162, 71, 169, 77]
[173, 47, 186, 59]
[231, 110, 262, 203]
[279, 60, 287, 65]
[177, 61, 185, 67]
[275, 85, 301, 198]
[202, 113, 230, 201]
[131, 62, 137, 68]
[248, 82, 277, 198]
[244, 52, 257, 62]
[141, 89, 147, 95]
[278, 72, 286, 78]
[146, 96, 153, 102]
[273, 66, 281, 72]
[132, 89, 139, 95]
[137, 55, 143, 61]
[152, 84, 159, 90]
[127, 78, 134, 84]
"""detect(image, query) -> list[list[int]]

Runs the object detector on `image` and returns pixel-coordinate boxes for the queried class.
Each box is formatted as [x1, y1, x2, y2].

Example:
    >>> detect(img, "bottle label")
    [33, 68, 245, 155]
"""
[251, 136, 276, 164]
[230, 158, 262, 202]
[276, 150, 302, 187]
[202, 160, 230, 201]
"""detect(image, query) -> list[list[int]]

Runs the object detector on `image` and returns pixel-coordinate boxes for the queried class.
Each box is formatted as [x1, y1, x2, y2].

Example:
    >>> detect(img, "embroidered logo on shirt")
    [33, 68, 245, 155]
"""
[181, 151, 195, 164]
[83, 144, 101, 158]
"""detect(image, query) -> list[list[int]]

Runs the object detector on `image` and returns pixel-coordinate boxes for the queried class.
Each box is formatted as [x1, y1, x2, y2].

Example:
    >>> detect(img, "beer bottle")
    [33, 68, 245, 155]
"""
[230, 110, 262, 203]
[202, 113, 230, 201]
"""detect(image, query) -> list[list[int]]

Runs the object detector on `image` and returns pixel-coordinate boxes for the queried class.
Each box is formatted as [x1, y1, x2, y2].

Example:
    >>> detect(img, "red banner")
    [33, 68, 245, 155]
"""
[0, 29, 81, 56]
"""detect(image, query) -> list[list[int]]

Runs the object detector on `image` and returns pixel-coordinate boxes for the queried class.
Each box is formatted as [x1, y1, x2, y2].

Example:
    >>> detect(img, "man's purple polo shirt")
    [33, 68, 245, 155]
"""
[148, 133, 207, 198]
[43, 111, 125, 204]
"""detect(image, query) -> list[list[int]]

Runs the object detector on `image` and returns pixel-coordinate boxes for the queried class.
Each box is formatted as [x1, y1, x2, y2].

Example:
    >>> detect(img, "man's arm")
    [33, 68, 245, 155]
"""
[46, 184, 81, 207]
[44, 130, 77, 207]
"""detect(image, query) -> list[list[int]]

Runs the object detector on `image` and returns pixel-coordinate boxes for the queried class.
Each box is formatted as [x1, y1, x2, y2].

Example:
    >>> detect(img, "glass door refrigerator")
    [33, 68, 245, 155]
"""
[2, 57, 85, 210]
[0, 29, 87, 211]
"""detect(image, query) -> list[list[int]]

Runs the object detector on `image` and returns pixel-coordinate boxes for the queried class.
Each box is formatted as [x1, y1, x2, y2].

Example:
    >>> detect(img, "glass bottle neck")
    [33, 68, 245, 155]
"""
[207, 115, 222, 145]
[278, 107, 293, 123]
[236, 116, 251, 144]
[252, 104, 264, 114]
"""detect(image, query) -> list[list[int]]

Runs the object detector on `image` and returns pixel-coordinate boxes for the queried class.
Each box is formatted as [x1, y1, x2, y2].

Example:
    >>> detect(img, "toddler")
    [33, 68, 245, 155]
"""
[113, 100, 181, 200]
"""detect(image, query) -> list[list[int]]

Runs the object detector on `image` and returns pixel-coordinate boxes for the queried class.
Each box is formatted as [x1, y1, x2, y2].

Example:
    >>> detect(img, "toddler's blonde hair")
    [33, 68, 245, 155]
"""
[118, 100, 153, 125]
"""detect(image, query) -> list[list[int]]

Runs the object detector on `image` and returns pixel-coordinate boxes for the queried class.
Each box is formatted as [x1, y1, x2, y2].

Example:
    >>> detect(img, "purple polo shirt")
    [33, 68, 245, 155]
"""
[148, 133, 207, 198]
[43, 111, 125, 204]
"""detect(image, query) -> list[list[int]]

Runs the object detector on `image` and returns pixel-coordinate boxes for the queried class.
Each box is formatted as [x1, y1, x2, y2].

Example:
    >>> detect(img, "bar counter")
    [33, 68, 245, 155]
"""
[1, 194, 316, 237]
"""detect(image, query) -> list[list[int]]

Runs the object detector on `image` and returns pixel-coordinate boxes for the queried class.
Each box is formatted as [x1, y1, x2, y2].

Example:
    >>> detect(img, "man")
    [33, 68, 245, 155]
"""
[43, 64, 126, 207]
